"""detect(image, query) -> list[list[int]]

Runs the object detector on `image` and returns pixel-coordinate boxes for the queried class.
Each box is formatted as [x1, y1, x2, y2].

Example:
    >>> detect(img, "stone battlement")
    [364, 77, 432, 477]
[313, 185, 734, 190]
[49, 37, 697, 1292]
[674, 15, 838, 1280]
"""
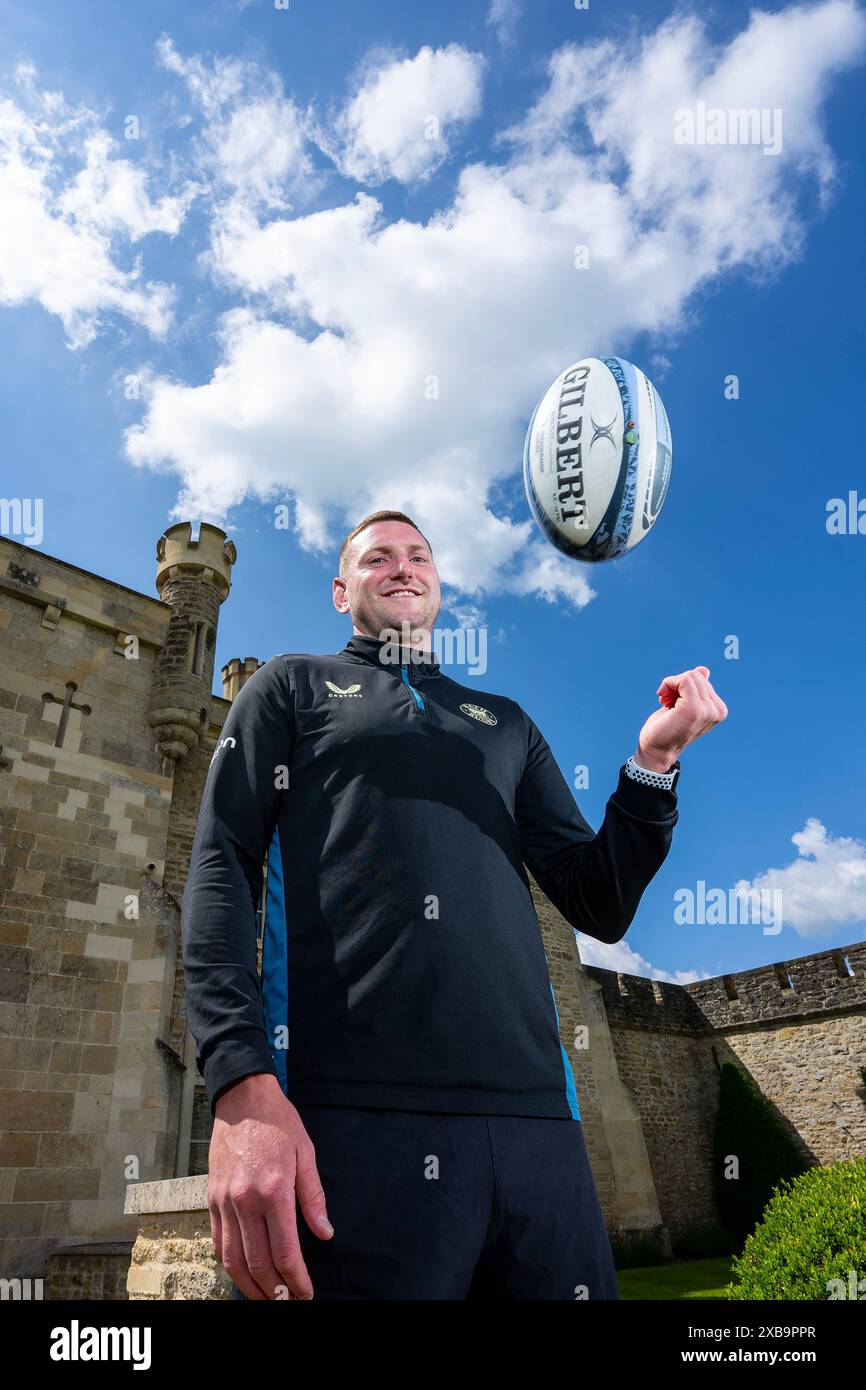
[585, 941, 866, 1033]
[220, 657, 262, 702]
[155, 523, 237, 602]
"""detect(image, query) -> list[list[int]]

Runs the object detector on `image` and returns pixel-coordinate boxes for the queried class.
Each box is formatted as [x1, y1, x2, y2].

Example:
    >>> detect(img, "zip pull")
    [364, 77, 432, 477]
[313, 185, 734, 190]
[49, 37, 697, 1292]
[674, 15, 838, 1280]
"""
[400, 663, 426, 712]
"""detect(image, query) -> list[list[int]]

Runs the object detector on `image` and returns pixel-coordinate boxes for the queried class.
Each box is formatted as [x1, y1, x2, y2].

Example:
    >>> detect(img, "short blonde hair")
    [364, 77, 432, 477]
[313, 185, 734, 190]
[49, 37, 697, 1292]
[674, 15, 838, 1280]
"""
[338, 510, 433, 580]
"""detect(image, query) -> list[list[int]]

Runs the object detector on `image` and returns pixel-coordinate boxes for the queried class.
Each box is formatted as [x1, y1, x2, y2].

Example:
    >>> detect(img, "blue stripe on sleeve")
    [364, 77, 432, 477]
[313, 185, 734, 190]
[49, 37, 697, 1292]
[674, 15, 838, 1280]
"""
[262, 824, 288, 1094]
[549, 981, 582, 1121]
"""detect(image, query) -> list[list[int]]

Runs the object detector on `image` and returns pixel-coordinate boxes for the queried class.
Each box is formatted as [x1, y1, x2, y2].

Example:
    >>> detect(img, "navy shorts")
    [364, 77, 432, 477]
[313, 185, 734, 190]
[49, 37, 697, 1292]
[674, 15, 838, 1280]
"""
[229, 1105, 620, 1301]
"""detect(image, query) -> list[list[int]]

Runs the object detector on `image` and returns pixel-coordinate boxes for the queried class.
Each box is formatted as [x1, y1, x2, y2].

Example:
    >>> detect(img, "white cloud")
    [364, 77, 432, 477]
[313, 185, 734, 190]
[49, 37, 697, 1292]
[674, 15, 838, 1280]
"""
[14, 3, 860, 607]
[733, 818, 866, 938]
[505, 1, 865, 262]
[128, 3, 866, 603]
[125, 171, 604, 600]
[487, 0, 522, 46]
[0, 69, 185, 347]
[130, 13, 864, 604]
[649, 352, 673, 380]
[443, 599, 487, 629]
[156, 35, 312, 206]
[322, 44, 485, 185]
[58, 132, 196, 237]
[575, 932, 711, 985]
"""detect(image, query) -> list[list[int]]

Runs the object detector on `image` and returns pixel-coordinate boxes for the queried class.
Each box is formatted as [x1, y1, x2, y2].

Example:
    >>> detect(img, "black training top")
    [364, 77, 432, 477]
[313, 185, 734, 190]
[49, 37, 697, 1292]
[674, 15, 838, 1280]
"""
[181, 633, 679, 1120]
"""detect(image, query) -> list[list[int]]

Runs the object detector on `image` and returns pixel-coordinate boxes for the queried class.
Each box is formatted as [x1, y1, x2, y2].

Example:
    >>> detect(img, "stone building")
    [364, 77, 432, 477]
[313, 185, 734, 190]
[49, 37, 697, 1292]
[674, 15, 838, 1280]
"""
[0, 523, 863, 1300]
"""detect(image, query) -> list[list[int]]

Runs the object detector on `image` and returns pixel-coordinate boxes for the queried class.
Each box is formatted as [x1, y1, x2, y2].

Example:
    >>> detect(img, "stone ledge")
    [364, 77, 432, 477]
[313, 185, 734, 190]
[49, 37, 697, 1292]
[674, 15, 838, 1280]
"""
[124, 1175, 208, 1216]
[124, 1176, 231, 1300]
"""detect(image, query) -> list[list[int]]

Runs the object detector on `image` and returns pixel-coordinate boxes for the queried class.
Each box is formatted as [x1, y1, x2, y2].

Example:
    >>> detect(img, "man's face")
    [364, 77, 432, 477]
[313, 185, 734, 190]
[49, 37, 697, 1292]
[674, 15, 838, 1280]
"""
[333, 520, 441, 645]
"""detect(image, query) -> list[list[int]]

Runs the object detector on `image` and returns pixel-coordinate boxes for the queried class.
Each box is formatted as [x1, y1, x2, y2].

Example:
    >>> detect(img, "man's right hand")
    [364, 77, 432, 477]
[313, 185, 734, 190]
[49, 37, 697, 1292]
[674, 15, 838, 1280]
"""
[207, 1073, 334, 1300]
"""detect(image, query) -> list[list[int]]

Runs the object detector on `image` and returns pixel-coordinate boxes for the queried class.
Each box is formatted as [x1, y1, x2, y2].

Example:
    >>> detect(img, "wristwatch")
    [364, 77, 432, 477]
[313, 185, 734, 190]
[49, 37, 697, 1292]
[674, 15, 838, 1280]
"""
[624, 754, 681, 792]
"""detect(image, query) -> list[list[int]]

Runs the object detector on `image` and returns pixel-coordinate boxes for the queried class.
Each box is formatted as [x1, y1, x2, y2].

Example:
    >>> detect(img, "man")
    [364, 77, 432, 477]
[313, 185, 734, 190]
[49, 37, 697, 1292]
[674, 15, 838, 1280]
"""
[182, 509, 727, 1301]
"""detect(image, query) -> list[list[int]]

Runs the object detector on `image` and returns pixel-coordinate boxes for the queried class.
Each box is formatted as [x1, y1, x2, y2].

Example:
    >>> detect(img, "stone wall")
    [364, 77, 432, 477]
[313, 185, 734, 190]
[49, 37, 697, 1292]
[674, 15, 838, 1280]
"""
[533, 883, 667, 1242]
[125, 1177, 231, 1300]
[47, 1242, 132, 1300]
[0, 539, 180, 1283]
[584, 941, 866, 1234]
[161, 705, 227, 912]
[603, 1025, 719, 1231]
[687, 945, 866, 1166]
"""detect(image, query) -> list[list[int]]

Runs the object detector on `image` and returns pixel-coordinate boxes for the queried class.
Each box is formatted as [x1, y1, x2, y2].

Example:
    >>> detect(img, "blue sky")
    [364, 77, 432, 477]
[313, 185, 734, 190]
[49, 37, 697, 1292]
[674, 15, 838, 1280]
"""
[1, 0, 864, 983]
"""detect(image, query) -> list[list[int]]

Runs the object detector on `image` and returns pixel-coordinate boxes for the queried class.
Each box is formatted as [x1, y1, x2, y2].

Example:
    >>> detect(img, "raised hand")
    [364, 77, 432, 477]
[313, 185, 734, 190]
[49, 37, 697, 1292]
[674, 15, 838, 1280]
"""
[634, 665, 728, 772]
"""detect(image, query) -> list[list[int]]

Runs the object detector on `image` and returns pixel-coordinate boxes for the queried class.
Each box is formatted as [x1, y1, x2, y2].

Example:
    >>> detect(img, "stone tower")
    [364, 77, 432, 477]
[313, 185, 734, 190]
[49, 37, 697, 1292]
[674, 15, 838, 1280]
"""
[148, 523, 237, 763]
[220, 657, 262, 702]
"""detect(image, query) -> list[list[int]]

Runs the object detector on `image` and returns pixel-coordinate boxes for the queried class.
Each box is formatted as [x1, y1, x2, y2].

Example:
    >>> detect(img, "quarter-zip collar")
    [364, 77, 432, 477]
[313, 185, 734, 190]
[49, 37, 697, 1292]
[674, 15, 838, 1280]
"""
[339, 632, 442, 679]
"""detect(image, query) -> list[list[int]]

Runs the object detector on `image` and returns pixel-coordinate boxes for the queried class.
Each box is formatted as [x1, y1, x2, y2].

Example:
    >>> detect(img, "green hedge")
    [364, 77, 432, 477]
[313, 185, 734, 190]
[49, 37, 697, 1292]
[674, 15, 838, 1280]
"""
[713, 1061, 810, 1246]
[727, 1156, 866, 1299]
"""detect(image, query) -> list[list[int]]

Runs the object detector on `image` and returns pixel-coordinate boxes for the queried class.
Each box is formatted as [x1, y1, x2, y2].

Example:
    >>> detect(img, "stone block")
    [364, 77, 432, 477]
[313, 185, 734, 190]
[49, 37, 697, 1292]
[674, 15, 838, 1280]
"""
[13, 1167, 102, 1202]
[0, 1090, 74, 1131]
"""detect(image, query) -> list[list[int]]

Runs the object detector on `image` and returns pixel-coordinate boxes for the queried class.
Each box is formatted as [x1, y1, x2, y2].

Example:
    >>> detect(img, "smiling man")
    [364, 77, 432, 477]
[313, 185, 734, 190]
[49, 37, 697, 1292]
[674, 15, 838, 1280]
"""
[182, 508, 727, 1302]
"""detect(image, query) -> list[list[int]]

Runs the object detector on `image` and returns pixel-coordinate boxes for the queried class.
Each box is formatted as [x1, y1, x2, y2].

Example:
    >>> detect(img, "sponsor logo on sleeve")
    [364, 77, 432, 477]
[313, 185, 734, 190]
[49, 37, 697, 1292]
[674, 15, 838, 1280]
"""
[209, 735, 236, 766]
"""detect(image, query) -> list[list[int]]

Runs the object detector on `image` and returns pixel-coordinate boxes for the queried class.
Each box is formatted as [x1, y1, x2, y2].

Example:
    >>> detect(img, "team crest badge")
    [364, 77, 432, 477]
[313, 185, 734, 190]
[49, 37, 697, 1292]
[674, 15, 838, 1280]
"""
[459, 703, 497, 726]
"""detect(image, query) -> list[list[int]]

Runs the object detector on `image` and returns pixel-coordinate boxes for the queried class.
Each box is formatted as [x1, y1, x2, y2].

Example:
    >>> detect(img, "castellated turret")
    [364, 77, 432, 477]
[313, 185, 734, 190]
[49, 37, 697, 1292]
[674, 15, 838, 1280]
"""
[148, 522, 237, 760]
[221, 656, 262, 701]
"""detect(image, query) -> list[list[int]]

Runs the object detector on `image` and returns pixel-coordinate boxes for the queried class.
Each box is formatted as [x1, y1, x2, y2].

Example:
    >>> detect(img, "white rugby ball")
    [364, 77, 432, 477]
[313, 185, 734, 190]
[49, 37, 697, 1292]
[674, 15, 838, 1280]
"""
[523, 355, 672, 562]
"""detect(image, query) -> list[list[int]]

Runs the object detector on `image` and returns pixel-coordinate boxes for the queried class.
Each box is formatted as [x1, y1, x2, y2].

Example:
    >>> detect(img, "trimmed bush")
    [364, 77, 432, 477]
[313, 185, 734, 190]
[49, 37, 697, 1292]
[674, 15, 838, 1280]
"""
[727, 1156, 866, 1300]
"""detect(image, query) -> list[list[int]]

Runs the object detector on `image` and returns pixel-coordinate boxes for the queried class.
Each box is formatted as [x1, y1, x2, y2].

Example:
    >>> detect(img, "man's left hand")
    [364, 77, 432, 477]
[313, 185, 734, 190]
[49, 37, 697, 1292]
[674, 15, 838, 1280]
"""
[634, 666, 728, 773]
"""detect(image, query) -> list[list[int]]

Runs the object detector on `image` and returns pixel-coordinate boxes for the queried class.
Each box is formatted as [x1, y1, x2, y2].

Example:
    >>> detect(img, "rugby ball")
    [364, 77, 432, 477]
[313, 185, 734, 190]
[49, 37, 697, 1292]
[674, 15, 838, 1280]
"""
[523, 355, 672, 562]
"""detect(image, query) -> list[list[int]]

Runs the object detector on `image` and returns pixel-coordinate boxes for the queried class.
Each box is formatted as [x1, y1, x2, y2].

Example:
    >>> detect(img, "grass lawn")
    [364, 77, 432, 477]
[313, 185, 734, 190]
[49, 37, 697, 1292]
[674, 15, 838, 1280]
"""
[616, 1256, 736, 1300]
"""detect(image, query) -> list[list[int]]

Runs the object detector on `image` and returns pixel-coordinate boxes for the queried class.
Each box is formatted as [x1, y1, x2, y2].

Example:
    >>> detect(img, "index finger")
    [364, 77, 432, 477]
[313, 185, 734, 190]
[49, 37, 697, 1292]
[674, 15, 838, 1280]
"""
[656, 671, 689, 705]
